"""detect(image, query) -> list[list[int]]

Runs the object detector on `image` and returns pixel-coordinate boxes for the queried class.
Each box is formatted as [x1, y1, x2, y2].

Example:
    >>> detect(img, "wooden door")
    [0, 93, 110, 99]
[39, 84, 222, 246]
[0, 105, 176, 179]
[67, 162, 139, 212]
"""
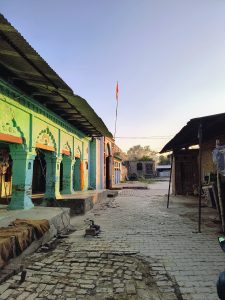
[175, 151, 198, 195]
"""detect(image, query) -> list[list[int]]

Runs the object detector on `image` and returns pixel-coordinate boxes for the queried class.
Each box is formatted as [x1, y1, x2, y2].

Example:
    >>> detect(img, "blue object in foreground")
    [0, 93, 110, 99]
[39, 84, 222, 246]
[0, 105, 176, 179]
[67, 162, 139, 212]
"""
[217, 270, 225, 300]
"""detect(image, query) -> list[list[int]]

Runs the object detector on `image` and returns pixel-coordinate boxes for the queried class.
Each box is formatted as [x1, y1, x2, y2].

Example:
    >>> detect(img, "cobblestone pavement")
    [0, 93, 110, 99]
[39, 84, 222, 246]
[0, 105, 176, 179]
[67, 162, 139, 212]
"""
[76, 181, 223, 300]
[1, 181, 224, 299]
[0, 234, 175, 300]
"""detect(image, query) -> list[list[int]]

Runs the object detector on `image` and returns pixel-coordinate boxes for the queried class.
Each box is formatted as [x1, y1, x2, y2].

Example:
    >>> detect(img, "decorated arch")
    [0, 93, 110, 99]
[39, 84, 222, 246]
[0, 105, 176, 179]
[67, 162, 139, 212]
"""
[62, 142, 72, 156]
[0, 104, 26, 148]
[36, 127, 57, 152]
[75, 146, 81, 158]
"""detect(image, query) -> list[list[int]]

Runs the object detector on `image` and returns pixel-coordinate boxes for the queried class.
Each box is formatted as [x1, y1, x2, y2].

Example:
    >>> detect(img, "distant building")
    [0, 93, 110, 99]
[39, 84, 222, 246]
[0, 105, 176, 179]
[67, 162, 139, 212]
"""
[112, 144, 128, 184]
[0, 14, 112, 210]
[126, 160, 155, 180]
[156, 165, 171, 177]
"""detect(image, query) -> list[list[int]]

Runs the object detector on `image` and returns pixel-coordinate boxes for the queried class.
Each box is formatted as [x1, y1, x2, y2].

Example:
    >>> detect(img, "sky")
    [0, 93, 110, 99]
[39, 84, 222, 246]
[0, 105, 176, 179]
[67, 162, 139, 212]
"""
[1, 1, 225, 152]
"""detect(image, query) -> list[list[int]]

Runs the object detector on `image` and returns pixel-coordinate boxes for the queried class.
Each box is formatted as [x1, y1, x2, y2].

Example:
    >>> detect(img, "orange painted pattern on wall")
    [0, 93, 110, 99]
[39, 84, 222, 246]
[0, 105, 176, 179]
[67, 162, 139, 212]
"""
[62, 149, 70, 156]
[36, 143, 55, 152]
[80, 161, 85, 190]
[0, 133, 23, 144]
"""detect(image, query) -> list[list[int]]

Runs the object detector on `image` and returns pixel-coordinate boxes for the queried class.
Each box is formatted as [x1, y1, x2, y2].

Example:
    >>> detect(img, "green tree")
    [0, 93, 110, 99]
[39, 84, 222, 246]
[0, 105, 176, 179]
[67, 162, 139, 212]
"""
[158, 155, 170, 165]
[127, 145, 157, 161]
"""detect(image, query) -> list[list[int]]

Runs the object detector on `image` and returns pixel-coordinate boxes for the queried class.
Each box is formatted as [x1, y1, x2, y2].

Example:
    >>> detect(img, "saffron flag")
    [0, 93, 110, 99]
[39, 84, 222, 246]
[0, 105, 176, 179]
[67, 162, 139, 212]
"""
[116, 81, 119, 101]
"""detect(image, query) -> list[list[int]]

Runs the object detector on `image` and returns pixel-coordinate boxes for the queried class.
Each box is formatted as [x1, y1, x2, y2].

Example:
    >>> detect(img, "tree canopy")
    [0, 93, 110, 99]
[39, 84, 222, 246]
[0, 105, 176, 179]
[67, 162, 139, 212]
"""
[127, 145, 157, 161]
[158, 155, 171, 165]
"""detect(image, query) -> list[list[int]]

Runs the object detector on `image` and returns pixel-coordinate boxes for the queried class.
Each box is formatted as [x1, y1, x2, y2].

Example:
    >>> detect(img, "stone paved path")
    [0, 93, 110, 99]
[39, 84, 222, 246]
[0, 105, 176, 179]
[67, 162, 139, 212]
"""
[0, 234, 175, 300]
[1, 181, 224, 299]
[76, 181, 223, 300]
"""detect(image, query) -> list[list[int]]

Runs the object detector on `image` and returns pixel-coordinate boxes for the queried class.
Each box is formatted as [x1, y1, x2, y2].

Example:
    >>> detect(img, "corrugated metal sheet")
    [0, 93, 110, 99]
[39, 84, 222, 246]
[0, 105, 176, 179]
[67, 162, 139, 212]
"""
[160, 113, 225, 153]
[0, 14, 112, 138]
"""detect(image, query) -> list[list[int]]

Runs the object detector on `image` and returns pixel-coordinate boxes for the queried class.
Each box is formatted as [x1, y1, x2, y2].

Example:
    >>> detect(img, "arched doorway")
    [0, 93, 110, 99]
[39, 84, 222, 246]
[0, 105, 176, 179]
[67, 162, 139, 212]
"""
[74, 157, 81, 191]
[35, 128, 63, 199]
[32, 149, 46, 194]
[0, 104, 34, 209]
[0, 143, 12, 203]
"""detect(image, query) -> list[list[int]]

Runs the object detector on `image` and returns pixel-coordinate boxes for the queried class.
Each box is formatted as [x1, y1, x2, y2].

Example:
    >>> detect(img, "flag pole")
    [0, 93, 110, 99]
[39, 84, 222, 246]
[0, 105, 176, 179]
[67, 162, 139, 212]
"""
[114, 81, 119, 139]
[114, 99, 118, 139]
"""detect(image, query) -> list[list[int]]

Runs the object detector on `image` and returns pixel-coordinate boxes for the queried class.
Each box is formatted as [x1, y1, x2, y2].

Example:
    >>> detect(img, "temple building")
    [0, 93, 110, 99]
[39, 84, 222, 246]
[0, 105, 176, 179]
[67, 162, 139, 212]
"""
[0, 14, 113, 210]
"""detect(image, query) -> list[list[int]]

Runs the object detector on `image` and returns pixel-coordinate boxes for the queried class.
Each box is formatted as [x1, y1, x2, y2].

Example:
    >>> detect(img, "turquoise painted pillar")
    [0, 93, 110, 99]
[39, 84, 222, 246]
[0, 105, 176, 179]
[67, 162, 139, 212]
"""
[8, 149, 35, 210]
[100, 137, 104, 189]
[89, 139, 96, 189]
[44, 152, 62, 199]
[61, 156, 75, 194]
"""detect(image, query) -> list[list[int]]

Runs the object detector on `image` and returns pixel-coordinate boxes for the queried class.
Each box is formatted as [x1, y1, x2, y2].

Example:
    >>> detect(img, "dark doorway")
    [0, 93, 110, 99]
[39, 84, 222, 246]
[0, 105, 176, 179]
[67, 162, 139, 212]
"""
[175, 150, 199, 195]
[0, 143, 12, 201]
[32, 150, 46, 194]
[105, 142, 112, 189]
[74, 158, 81, 191]
[60, 161, 63, 191]
[137, 162, 143, 171]
[146, 163, 153, 174]
[106, 156, 112, 189]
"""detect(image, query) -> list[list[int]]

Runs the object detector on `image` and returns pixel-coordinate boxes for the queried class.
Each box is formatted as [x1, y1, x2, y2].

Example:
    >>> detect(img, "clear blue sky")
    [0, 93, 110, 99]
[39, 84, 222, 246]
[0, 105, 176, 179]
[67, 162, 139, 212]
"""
[1, 1, 225, 152]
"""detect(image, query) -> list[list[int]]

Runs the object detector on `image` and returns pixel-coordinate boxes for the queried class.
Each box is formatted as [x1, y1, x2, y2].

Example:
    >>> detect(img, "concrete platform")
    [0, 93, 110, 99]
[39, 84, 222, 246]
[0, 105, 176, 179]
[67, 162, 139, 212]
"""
[0, 205, 70, 233]
[57, 190, 110, 215]
[32, 190, 116, 215]
[112, 181, 149, 189]
[0, 205, 70, 282]
[1, 189, 118, 216]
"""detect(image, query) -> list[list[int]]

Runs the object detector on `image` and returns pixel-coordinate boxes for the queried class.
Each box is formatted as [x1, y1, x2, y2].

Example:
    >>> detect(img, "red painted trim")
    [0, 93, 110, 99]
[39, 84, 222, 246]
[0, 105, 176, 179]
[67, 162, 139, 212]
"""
[0, 133, 23, 144]
[36, 143, 55, 152]
[62, 149, 71, 156]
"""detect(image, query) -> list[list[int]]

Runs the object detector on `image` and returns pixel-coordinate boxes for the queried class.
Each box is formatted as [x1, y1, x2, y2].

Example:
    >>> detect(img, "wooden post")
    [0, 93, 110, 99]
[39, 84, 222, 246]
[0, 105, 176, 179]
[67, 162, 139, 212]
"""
[198, 123, 202, 233]
[216, 140, 225, 232]
[167, 154, 173, 208]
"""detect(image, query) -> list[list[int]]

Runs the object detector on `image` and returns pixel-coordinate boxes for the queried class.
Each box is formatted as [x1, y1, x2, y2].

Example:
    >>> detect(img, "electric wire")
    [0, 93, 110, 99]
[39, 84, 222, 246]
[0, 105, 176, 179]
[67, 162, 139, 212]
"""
[115, 136, 173, 139]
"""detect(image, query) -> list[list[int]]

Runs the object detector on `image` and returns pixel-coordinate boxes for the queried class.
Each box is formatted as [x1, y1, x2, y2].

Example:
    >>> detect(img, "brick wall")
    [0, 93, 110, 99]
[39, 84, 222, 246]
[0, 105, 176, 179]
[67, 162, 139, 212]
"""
[127, 160, 155, 178]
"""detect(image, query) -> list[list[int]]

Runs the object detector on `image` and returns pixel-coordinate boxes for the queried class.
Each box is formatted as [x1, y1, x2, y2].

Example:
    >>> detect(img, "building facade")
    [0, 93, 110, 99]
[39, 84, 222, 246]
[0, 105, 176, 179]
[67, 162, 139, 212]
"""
[0, 14, 112, 209]
[126, 160, 155, 180]
[161, 113, 225, 196]
[156, 165, 171, 177]
[104, 137, 114, 189]
[112, 144, 128, 184]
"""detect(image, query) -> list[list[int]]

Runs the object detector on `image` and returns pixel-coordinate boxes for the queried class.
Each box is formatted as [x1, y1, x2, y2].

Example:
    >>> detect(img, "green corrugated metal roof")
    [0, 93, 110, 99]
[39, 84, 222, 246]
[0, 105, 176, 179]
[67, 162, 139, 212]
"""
[0, 14, 112, 138]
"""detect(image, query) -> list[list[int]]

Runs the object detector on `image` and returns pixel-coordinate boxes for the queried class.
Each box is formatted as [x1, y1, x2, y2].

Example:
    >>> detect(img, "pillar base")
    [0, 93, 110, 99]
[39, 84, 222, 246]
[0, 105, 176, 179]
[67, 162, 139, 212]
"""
[61, 189, 74, 195]
[8, 198, 34, 210]
[40, 195, 62, 207]
[8, 148, 35, 210]
[44, 193, 62, 200]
